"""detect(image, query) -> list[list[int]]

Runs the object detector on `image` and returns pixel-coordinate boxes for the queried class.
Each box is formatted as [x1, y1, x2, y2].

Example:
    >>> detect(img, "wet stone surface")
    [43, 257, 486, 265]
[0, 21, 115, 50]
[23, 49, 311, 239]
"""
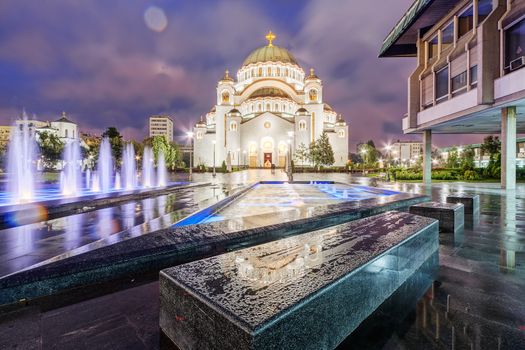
[160, 211, 439, 350]
[410, 201, 465, 233]
[0, 171, 524, 349]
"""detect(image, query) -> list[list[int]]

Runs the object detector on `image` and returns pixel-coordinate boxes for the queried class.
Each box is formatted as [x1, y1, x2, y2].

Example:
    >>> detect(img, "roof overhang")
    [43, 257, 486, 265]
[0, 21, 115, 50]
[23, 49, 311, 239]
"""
[379, 0, 460, 58]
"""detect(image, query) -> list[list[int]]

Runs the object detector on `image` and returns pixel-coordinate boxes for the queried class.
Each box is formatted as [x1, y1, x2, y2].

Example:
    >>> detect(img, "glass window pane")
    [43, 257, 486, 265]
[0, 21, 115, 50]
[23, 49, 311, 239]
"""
[458, 6, 474, 38]
[442, 22, 454, 50]
[478, 0, 492, 24]
[470, 65, 478, 86]
[435, 67, 449, 99]
[429, 36, 439, 59]
[452, 71, 467, 91]
[505, 18, 525, 68]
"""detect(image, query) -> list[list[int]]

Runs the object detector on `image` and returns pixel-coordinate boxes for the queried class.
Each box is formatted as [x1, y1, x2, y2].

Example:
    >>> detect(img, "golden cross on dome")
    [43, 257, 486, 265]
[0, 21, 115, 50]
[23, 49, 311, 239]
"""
[265, 30, 276, 47]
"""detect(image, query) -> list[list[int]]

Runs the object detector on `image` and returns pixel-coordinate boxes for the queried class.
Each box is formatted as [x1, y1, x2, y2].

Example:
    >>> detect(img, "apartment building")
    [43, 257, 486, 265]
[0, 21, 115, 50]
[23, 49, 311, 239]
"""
[149, 115, 174, 142]
[380, 0, 525, 189]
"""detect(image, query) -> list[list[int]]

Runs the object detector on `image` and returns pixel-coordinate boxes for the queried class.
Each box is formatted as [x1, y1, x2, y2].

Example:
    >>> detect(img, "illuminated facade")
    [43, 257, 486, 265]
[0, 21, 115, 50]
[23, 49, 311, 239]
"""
[193, 31, 349, 168]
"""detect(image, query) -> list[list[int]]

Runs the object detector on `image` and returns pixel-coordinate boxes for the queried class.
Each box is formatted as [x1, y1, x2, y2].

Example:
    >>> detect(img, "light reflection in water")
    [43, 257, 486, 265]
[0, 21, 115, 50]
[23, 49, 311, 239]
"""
[64, 214, 82, 251]
[121, 202, 135, 230]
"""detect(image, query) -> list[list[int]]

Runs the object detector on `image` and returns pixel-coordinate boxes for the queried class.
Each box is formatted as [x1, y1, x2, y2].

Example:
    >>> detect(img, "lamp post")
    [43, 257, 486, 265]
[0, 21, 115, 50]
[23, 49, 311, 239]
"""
[287, 131, 294, 180]
[237, 148, 240, 171]
[212, 140, 216, 177]
[186, 131, 194, 180]
[384, 144, 392, 181]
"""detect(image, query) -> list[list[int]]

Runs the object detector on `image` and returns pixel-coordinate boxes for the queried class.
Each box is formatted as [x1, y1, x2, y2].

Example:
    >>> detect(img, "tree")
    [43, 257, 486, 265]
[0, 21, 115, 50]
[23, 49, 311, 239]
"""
[293, 143, 309, 166]
[38, 131, 64, 169]
[446, 147, 460, 168]
[102, 127, 123, 166]
[358, 142, 379, 167]
[480, 135, 501, 162]
[309, 132, 334, 169]
[150, 135, 181, 170]
[460, 146, 475, 171]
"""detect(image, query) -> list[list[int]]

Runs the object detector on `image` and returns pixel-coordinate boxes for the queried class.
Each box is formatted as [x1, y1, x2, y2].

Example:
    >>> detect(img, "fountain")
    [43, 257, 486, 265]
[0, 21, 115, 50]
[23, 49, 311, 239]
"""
[97, 137, 113, 193]
[91, 172, 100, 192]
[60, 140, 82, 196]
[7, 115, 38, 203]
[142, 146, 155, 188]
[85, 169, 91, 191]
[157, 150, 167, 187]
[122, 143, 137, 190]
[114, 172, 122, 190]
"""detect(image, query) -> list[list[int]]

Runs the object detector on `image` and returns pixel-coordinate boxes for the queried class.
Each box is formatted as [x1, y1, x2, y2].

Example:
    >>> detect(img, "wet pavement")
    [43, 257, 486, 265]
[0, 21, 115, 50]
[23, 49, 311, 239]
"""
[0, 170, 524, 349]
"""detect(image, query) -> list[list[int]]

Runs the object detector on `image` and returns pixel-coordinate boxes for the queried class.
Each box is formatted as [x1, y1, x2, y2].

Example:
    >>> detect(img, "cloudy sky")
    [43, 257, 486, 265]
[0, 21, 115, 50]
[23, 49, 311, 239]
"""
[0, 0, 485, 149]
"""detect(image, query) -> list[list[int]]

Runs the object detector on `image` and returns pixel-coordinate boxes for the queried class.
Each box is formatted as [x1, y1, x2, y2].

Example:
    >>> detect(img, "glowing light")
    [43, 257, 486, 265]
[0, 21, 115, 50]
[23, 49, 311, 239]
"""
[144, 6, 168, 33]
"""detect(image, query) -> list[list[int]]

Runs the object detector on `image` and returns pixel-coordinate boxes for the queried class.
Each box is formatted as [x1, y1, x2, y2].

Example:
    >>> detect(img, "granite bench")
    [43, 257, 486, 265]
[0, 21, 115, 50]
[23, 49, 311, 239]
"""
[409, 201, 464, 233]
[446, 194, 480, 215]
[159, 211, 439, 350]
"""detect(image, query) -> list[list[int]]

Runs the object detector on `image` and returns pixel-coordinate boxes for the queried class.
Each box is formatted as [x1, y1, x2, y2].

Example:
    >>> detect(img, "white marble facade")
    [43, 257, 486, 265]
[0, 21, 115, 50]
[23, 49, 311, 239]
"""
[193, 32, 349, 168]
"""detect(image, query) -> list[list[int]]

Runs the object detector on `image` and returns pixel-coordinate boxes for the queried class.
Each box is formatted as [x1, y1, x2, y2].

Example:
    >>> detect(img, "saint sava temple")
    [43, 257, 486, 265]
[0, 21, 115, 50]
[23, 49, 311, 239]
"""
[193, 31, 349, 168]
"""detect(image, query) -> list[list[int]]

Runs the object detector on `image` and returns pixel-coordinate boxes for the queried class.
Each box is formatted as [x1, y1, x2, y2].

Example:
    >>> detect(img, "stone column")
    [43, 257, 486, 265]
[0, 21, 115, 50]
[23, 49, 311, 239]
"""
[501, 107, 516, 190]
[423, 129, 432, 185]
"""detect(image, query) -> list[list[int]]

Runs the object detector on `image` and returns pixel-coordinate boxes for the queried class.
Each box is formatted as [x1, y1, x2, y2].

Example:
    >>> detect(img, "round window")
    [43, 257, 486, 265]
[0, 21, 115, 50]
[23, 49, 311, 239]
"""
[264, 121, 271, 129]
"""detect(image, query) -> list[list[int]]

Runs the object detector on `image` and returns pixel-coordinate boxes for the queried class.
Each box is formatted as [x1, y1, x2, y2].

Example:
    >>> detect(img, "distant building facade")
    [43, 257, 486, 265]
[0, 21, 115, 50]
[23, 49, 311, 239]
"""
[439, 137, 525, 168]
[11, 112, 78, 142]
[149, 115, 174, 142]
[391, 140, 423, 163]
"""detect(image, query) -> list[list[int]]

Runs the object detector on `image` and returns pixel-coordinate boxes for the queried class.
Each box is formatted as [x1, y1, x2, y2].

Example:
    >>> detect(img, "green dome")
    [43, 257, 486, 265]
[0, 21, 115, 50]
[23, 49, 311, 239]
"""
[242, 45, 299, 67]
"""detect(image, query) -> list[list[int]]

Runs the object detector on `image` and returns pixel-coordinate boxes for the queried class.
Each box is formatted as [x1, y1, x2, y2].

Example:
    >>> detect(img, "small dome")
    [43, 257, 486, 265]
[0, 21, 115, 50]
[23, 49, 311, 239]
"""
[248, 87, 290, 100]
[209, 106, 216, 113]
[306, 68, 320, 80]
[323, 103, 333, 111]
[227, 108, 241, 117]
[55, 111, 74, 124]
[295, 107, 308, 114]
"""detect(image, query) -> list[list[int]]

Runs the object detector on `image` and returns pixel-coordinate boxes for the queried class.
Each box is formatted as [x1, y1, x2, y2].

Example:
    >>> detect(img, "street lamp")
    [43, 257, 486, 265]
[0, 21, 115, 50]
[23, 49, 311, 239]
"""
[237, 147, 240, 171]
[212, 140, 216, 177]
[186, 131, 194, 180]
[287, 131, 294, 179]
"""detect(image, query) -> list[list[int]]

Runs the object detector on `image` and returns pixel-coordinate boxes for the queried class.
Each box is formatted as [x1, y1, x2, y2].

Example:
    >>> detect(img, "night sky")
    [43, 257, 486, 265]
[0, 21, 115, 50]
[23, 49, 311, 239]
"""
[0, 0, 485, 150]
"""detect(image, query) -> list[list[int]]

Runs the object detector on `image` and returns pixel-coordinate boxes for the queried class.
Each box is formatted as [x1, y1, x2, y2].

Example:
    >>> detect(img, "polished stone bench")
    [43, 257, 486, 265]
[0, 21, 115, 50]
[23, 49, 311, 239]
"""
[446, 194, 480, 215]
[409, 201, 464, 233]
[159, 211, 439, 350]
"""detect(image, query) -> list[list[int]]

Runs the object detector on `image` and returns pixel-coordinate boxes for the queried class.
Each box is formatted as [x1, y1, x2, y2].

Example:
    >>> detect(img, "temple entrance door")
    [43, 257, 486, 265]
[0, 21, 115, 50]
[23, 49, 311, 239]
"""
[264, 153, 272, 168]
[249, 156, 257, 167]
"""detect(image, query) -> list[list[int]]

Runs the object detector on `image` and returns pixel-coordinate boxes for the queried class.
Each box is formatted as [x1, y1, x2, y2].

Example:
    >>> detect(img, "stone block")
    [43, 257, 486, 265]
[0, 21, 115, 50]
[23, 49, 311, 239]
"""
[446, 194, 480, 215]
[159, 211, 439, 350]
[409, 201, 464, 233]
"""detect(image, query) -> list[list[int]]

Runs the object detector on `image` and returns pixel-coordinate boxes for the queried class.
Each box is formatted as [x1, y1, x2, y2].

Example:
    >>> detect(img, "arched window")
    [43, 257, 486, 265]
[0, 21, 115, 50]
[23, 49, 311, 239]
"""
[251, 104, 254, 112]
[258, 67, 263, 76]
[275, 104, 279, 111]
[276, 68, 280, 77]
[267, 67, 271, 76]
[196, 131, 203, 139]
[309, 89, 318, 102]
[338, 129, 345, 138]
[285, 68, 289, 77]
[266, 103, 270, 111]
[72, 130, 75, 138]
[230, 121, 237, 131]
[222, 91, 230, 103]
[299, 120, 307, 130]
[65, 129, 68, 138]
[258, 103, 262, 112]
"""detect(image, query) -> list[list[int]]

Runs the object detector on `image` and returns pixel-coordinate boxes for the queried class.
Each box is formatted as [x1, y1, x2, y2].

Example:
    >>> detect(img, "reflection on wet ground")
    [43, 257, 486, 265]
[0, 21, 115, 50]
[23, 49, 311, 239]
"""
[177, 182, 399, 227]
[0, 183, 236, 277]
[0, 170, 524, 349]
